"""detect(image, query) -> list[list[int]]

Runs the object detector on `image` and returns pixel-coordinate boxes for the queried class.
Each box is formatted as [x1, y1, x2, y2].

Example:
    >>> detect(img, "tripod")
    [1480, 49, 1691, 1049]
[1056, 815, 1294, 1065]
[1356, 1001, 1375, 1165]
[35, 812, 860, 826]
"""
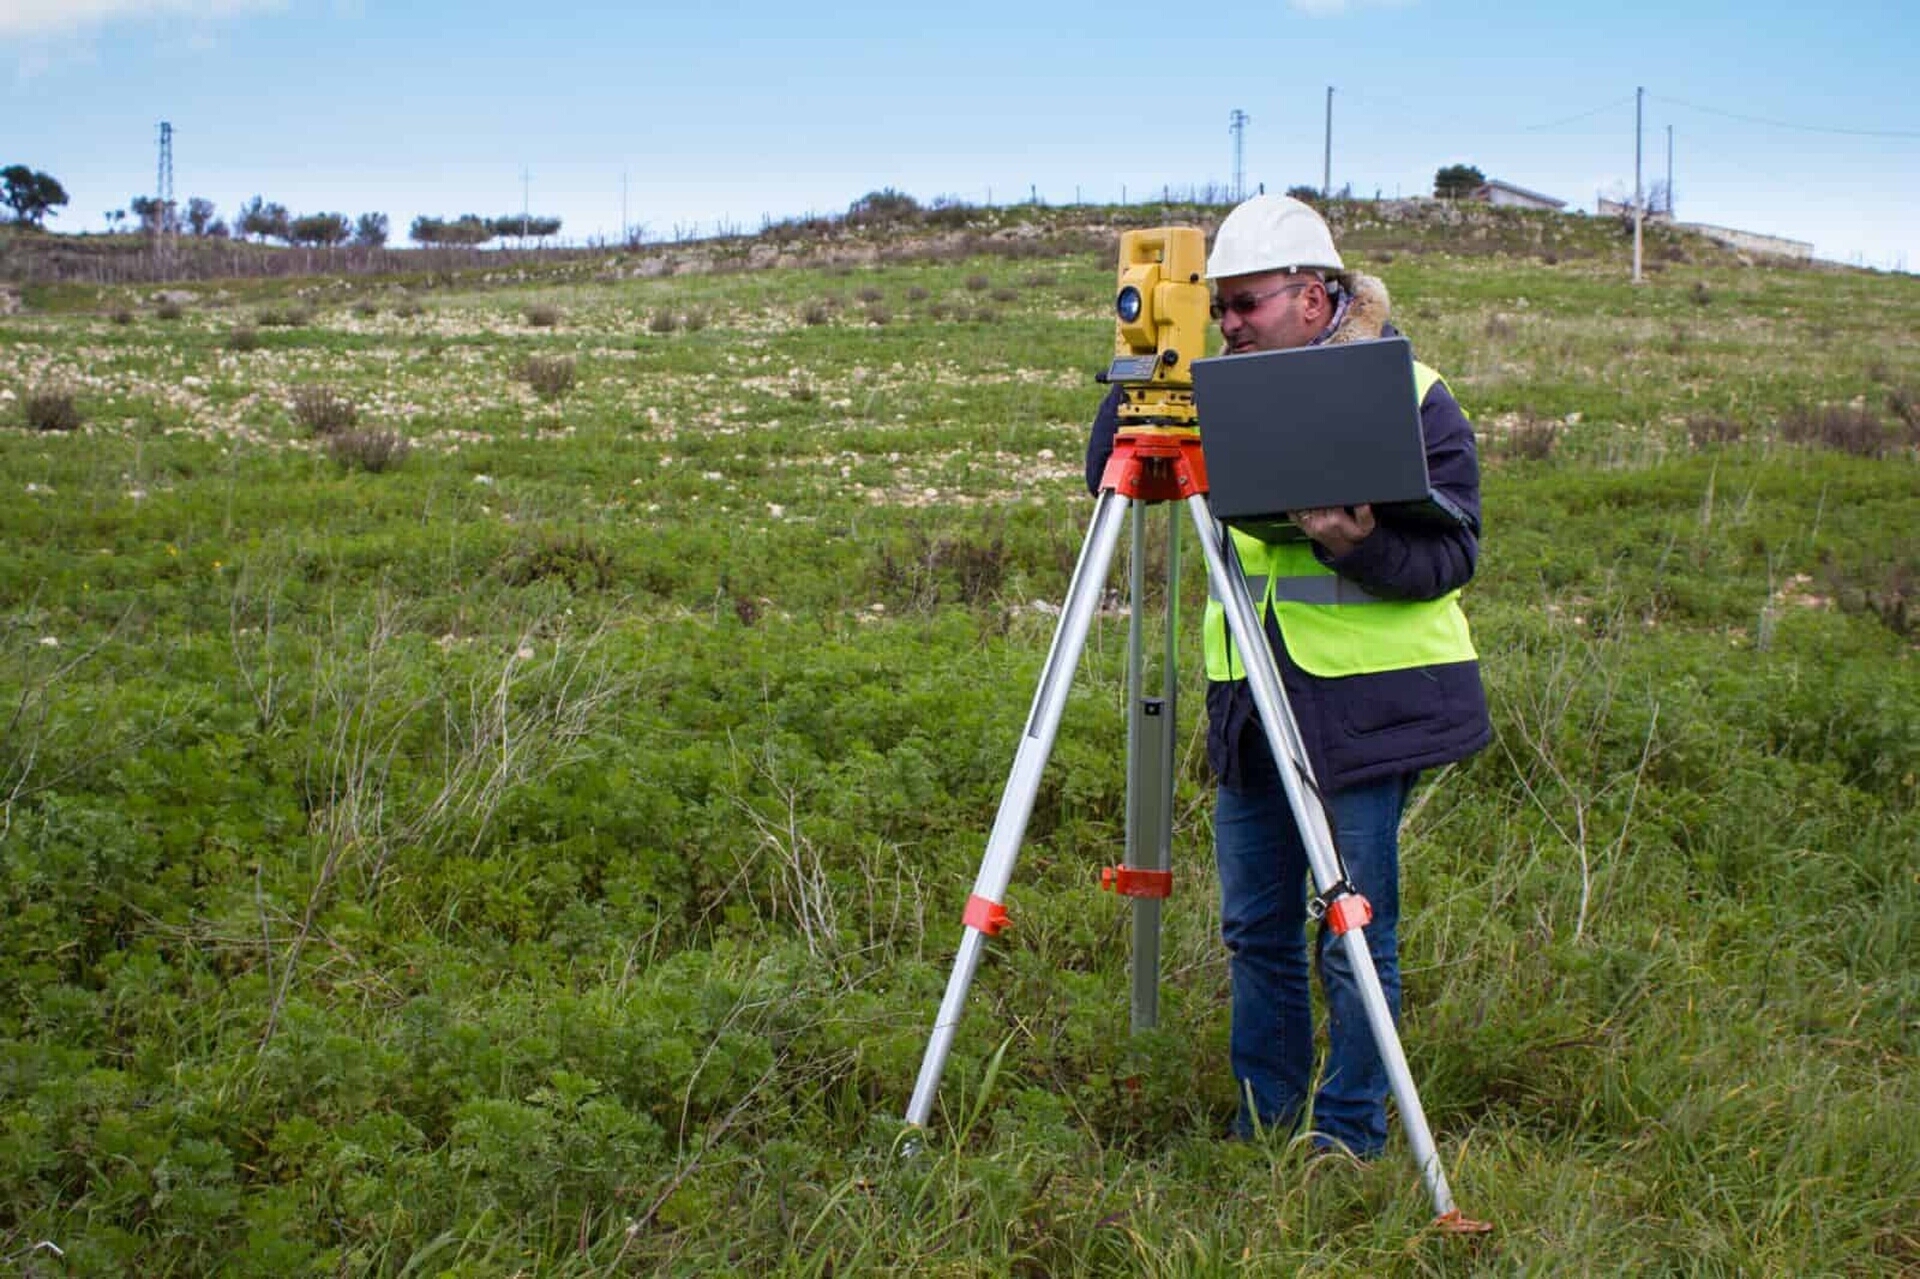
[902, 425, 1486, 1233]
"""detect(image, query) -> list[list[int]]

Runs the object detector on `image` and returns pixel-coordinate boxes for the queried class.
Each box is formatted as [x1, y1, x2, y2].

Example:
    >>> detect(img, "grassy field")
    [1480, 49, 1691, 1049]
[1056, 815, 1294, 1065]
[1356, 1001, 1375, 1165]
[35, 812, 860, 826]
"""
[3, 206, 1917, 1275]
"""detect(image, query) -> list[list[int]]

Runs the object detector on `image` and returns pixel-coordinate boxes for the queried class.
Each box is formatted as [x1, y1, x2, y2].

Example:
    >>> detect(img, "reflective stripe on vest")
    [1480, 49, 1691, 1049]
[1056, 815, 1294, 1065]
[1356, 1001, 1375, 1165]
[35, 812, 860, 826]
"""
[1203, 360, 1478, 681]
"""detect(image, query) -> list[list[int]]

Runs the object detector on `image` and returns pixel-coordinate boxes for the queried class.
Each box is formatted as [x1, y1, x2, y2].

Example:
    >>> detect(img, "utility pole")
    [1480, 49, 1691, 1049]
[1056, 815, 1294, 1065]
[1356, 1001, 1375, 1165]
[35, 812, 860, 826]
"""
[521, 166, 530, 242]
[1632, 86, 1644, 284]
[621, 170, 628, 245]
[1323, 87, 1334, 199]
[155, 121, 174, 262]
[1229, 108, 1249, 202]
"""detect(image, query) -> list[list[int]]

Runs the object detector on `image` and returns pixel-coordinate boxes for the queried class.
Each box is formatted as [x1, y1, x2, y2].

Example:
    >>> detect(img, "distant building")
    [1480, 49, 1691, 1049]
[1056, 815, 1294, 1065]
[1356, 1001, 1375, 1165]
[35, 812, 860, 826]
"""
[1471, 179, 1566, 211]
[1597, 196, 1673, 224]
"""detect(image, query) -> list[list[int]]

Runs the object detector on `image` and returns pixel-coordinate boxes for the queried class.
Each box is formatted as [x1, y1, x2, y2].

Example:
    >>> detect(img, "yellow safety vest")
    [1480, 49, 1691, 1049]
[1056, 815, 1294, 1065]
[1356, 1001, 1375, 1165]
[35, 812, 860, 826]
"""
[1203, 362, 1478, 681]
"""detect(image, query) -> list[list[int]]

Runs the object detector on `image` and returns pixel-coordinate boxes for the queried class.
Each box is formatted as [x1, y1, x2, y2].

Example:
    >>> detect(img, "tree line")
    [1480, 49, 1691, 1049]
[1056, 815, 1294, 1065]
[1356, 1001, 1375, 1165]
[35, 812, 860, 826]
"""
[5, 162, 563, 248]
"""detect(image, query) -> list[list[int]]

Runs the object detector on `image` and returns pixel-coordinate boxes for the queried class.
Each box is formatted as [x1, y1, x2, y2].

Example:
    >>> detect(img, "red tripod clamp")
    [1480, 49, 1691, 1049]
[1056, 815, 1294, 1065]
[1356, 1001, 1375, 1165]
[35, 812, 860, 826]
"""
[1098, 429, 1210, 504]
[962, 894, 1010, 936]
[1099, 866, 1173, 898]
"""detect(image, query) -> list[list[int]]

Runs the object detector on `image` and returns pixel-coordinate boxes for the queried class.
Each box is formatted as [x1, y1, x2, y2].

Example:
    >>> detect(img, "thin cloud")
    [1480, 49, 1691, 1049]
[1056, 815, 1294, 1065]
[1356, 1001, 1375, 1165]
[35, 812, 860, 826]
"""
[0, 0, 286, 40]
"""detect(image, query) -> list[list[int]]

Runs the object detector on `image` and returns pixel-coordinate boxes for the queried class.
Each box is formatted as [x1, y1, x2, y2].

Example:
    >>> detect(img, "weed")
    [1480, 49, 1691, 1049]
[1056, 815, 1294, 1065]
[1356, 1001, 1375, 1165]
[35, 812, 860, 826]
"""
[524, 302, 563, 328]
[991, 286, 1019, 304]
[906, 285, 930, 302]
[649, 311, 681, 334]
[865, 303, 891, 326]
[289, 384, 359, 435]
[1484, 314, 1515, 340]
[788, 380, 818, 402]
[394, 297, 425, 318]
[683, 308, 709, 333]
[111, 307, 134, 325]
[965, 273, 991, 292]
[23, 385, 83, 432]
[155, 299, 184, 321]
[516, 354, 577, 401]
[801, 300, 833, 326]
[325, 428, 411, 473]
[225, 324, 261, 352]
[971, 307, 1001, 325]
[856, 285, 884, 303]
[256, 306, 300, 328]
[353, 299, 381, 318]
[1691, 281, 1712, 306]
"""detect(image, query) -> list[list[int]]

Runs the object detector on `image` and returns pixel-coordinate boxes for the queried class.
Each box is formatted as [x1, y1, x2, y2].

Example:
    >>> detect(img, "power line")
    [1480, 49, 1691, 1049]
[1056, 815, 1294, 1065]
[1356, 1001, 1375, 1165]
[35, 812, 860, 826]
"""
[1521, 96, 1635, 132]
[1654, 95, 1920, 139]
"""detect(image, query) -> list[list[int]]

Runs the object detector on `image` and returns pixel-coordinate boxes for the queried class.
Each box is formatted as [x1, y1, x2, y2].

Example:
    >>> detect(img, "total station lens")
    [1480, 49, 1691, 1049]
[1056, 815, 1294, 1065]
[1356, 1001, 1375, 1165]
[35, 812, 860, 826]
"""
[1115, 286, 1142, 324]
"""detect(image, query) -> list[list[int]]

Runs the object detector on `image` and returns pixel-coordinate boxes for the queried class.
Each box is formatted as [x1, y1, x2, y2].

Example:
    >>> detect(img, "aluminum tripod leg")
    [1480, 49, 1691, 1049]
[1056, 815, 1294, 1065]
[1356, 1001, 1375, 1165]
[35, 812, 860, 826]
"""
[1124, 503, 1178, 1032]
[904, 489, 1132, 1129]
[1184, 494, 1459, 1221]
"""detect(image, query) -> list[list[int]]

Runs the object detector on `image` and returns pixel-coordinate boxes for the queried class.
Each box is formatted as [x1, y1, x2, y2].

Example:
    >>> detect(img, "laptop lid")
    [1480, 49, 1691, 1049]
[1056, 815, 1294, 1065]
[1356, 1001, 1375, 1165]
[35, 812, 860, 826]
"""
[1193, 337, 1437, 536]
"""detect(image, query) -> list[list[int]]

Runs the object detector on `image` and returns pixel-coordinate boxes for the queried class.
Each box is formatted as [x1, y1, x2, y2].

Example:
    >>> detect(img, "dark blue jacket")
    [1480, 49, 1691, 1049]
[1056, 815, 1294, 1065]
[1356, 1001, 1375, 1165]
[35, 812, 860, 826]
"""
[1085, 326, 1491, 793]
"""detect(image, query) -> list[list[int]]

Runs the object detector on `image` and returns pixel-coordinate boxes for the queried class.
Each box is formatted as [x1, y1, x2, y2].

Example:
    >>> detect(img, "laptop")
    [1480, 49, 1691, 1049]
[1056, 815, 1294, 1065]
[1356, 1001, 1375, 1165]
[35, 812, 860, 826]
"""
[1191, 336, 1474, 544]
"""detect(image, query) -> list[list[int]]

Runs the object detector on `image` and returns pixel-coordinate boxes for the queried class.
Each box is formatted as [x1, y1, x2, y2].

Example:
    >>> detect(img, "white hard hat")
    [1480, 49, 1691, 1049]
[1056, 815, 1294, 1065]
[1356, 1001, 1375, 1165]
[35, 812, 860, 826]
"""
[1206, 194, 1345, 280]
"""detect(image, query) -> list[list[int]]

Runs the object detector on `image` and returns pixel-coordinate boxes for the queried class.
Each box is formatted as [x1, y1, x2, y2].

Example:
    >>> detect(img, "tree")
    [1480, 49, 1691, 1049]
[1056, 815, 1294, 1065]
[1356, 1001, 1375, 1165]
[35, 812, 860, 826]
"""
[1433, 164, 1486, 200]
[186, 197, 217, 236]
[409, 214, 493, 247]
[289, 212, 352, 246]
[487, 214, 561, 240]
[353, 212, 389, 247]
[1285, 184, 1322, 203]
[3, 165, 70, 226]
[846, 188, 920, 227]
[237, 195, 290, 243]
[130, 195, 169, 235]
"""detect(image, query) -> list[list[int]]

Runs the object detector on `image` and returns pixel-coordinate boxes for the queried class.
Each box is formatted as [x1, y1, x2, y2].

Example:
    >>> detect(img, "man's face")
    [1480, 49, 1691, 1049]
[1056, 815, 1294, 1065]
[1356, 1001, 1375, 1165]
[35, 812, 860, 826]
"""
[1212, 271, 1330, 355]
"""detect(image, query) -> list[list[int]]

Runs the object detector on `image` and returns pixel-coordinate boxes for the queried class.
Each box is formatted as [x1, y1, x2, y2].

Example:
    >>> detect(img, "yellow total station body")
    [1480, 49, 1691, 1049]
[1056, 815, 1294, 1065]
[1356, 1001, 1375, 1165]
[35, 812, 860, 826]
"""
[1107, 226, 1211, 432]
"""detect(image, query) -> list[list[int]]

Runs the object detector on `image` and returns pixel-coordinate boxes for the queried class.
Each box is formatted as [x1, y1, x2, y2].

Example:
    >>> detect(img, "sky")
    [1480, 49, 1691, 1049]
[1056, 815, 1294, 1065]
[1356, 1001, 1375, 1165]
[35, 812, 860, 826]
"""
[5, 0, 1917, 272]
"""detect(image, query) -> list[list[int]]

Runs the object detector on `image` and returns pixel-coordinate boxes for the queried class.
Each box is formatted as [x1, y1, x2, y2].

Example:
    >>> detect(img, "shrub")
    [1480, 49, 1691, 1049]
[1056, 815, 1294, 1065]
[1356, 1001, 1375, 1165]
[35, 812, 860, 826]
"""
[906, 285, 930, 302]
[856, 285, 884, 303]
[971, 308, 1001, 325]
[394, 298, 425, 319]
[256, 307, 299, 328]
[353, 299, 380, 318]
[1779, 405, 1892, 458]
[1686, 414, 1745, 449]
[788, 381, 818, 402]
[990, 286, 1018, 304]
[1483, 314, 1515, 340]
[290, 385, 358, 435]
[155, 299, 184, 321]
[225, 324, 261, 352]
[111, 308, 134, 326]
[524, 303, 562, 328]
[649, 311, 680, 334]
[1022, 273, 1052, 290]
[326, 428, 410, 473]
[864, 303, 891, 326]
[965, 274, 991, 292]
[498, 531, 616, 591]
[1887, 385, 1918, 433]
[1502, 419, 1559, 461]
[1691, 281, 1712, 306]
[23, 385, 83, 432]
[516, 355, 577, 400]
[682, 309, 709, 333]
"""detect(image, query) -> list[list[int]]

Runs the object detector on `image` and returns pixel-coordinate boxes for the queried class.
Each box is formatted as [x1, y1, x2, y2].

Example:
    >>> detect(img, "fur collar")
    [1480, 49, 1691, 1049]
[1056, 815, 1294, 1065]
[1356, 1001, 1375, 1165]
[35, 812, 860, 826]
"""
[1324, 273, 1390, 345]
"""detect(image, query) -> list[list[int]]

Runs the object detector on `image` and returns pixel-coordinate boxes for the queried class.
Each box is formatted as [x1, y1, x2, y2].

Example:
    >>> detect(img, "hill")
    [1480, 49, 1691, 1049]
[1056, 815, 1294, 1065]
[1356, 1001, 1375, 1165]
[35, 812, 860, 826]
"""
[1, 201, 1916, 1274]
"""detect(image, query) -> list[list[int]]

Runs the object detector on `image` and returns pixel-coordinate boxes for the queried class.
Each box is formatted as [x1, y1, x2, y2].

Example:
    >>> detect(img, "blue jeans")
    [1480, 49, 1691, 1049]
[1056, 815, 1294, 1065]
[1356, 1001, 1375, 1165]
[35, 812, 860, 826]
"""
[1214, 754, 1413, 1155]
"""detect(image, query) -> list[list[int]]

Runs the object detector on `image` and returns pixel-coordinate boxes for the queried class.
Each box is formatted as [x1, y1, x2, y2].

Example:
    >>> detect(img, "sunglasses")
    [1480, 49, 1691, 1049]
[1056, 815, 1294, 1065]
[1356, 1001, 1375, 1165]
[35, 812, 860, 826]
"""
[1209, 280, 1317, 320]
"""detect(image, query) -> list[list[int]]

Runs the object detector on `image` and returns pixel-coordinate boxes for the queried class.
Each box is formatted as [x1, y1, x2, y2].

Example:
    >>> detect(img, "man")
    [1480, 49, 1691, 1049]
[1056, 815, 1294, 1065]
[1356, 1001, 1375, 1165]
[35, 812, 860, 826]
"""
[1084, 194, 1491, 1157]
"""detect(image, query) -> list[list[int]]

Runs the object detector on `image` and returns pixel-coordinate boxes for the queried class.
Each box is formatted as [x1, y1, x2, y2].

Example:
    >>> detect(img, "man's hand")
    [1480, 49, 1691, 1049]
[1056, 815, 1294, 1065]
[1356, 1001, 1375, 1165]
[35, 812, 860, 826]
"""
[1288, 505, 1375, 557]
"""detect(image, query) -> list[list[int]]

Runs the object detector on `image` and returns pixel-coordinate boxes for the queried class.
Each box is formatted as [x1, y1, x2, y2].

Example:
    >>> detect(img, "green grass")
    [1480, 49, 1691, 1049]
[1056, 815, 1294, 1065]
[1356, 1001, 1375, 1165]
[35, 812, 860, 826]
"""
[2, 209, 1917, 1275]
